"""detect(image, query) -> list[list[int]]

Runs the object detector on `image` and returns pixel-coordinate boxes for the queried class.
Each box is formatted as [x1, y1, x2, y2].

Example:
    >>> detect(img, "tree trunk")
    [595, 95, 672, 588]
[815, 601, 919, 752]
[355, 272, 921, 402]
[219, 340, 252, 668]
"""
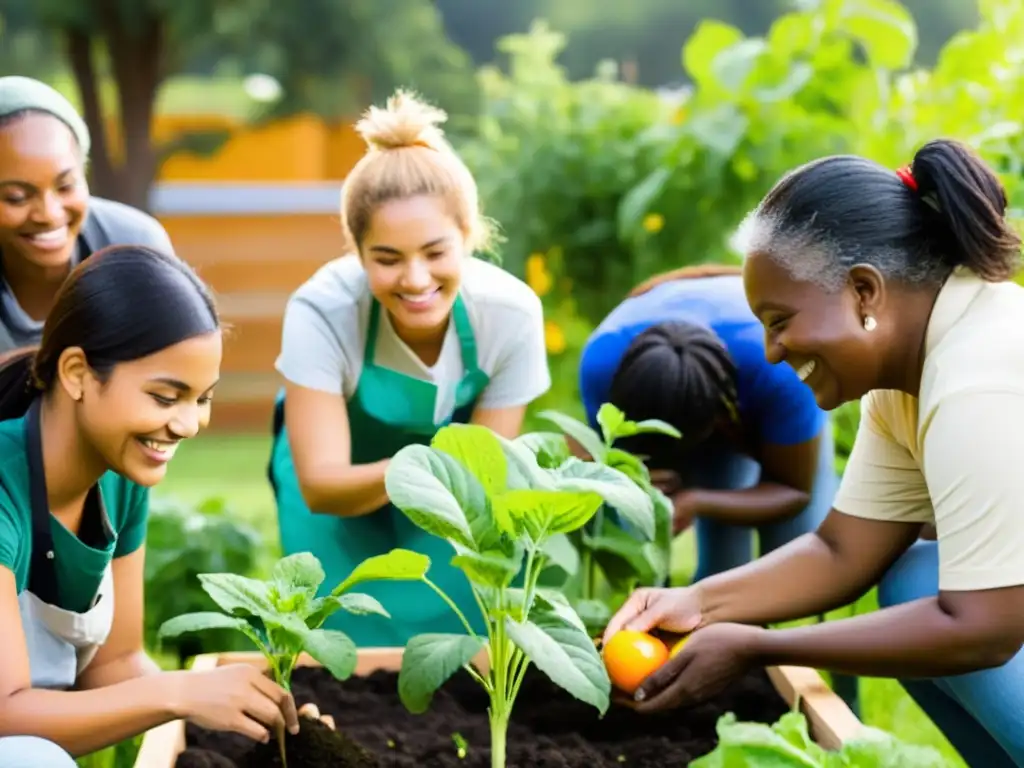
[66, 1, 165, 212]
[64, 29, 117, 196]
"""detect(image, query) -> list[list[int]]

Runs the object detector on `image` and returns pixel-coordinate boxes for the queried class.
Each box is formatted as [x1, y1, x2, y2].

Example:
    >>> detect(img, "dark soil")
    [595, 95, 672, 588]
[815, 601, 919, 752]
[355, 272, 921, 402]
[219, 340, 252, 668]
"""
[175, 665, 790, 767]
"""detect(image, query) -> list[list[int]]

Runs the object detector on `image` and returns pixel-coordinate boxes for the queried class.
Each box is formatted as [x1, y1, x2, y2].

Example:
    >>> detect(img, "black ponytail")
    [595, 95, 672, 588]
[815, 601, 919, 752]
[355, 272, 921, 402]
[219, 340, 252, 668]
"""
[0, 245, 219, 423]
[910, 139, 1021, 282]
[745, 138, 1021, 290]
[609, 321, 737, 464]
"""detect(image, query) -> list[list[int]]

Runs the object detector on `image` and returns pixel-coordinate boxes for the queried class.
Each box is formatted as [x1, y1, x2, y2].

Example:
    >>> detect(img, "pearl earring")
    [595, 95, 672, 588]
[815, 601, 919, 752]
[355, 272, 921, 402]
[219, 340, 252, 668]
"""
[863, 316, 877, 332]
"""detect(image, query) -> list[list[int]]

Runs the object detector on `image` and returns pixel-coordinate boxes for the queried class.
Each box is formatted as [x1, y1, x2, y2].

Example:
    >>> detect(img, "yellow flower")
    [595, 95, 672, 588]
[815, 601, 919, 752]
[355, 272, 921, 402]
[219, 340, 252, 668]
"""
[643, 213, 664, 233]
[544, 320, 566, 355]
[526, 253, 553, 297]
[671, 105, 687, 125]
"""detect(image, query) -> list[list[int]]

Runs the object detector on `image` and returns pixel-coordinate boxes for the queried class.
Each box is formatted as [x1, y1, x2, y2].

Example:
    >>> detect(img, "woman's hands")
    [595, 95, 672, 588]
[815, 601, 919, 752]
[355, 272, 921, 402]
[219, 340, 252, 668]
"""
[603, 585, 765, 713]
[174, 664, 300, 743]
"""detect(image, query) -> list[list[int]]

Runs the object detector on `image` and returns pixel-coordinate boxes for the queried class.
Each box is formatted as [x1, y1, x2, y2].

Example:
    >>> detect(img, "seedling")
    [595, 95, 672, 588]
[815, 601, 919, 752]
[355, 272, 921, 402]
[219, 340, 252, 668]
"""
[158, 548, 428, 764]
[383, 423, 654, 768]
[524, 403, 681, 631]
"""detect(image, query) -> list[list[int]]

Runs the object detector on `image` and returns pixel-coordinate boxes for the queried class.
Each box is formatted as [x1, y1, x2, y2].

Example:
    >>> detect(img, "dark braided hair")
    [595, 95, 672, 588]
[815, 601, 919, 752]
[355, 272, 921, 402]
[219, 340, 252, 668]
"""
[608, 321, 738, 465]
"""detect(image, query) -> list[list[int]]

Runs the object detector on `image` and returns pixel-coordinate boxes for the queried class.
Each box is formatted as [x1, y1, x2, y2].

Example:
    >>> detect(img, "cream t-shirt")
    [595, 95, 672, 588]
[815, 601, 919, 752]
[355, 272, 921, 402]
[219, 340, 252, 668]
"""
[834, 267, 1024, 592]
[275, 255, 552, 424]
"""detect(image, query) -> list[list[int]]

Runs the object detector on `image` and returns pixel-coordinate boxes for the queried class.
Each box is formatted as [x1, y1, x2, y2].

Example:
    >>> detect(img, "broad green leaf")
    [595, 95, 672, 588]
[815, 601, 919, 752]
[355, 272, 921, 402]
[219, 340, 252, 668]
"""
[270, 557, 325, 610]
[451, 541, 523, 589]
[712, 39, 768, 93]
[515, 432, 571, 469]
[605, 448, 650, 486]
[617, 166, 671, 241]
[839, 0, 917, 71]
[302, 628, 358, 681]
[632, 419, 682, 438]
[587, 528, 658, 586]
[536, 410, 606, 463]
[837, 725, 947, 767]
[505, 613, 610, 714]
[551, 459, 656, 541]
[306, 592, 389, 629]
[573, 599, 613, 635]
[198, 573, 276, 618]
[540, 532, 580, 577]
[332, 548, 430, 596]
[432, 423, 508, 496]
[683, 19, 745, 90]
[534, 589, 587, 633]
[689, 713, 824, 767]
[398, 633, 487, 714]
[496, 434, 556, 491]
[685, 103, 749, 156]
[158, 612, 260, 647]
[496, 489, 603, 541]
[385, 445, 480, 548]
[596, 403, 626, 444]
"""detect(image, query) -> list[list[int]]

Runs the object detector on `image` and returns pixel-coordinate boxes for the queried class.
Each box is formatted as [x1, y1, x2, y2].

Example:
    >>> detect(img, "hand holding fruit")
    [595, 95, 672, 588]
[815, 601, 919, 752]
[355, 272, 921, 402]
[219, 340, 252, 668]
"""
[602, 586, 704, 648]
[604, 624, 764, 713]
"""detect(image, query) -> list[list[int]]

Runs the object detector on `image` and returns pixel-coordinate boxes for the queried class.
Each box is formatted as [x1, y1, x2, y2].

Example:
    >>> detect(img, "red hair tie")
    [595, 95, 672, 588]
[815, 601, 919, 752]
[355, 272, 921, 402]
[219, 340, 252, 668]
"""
[895, 165, 918, 191]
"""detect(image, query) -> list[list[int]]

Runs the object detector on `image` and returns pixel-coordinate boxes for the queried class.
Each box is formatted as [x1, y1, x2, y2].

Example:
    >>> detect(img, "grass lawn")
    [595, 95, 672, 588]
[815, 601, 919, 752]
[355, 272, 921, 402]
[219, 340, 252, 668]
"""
[80, 432, 967, 767]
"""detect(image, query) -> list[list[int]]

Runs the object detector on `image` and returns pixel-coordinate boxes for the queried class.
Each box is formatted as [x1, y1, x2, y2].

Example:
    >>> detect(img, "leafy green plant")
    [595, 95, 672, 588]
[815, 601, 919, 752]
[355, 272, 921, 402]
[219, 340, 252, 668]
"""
[691, 709, 946, 767]
[520, 402, 680, 632]
[158, 549, 427, 764]
[143, 496, 266, 666]
[158, 548, 426, 688]
[383, 422, 653, 768]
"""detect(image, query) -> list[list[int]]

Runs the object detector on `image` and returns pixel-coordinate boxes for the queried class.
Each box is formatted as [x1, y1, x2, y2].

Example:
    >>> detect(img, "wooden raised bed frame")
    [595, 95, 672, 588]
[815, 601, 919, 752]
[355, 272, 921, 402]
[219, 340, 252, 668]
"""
[133, 650, 863, 768]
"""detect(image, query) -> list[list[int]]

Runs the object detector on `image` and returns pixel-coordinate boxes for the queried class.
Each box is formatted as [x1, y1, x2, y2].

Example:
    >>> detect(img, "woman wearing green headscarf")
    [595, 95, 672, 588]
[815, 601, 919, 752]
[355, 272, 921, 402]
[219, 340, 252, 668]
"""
[0, 76, 173, 351]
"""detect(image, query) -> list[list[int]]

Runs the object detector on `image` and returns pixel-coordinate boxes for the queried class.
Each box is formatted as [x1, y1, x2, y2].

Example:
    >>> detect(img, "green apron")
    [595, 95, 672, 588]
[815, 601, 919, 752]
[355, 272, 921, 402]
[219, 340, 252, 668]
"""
[268, 295, 491, 647]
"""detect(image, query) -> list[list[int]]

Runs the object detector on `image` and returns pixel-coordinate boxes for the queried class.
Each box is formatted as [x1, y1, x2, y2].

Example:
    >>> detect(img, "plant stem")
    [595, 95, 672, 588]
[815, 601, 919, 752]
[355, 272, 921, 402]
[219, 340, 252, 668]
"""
[424, 577, 479, 638]
[489, 711, 508, 768]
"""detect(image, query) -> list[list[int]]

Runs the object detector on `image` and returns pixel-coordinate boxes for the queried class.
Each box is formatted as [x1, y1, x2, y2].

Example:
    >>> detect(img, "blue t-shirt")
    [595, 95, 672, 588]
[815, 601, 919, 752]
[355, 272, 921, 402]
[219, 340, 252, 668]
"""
[579, 275, 825, 447]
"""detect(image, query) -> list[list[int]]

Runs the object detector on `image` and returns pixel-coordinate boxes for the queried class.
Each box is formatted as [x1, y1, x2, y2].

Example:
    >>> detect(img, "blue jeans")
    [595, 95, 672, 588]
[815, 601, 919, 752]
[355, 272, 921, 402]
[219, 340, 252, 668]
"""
[879, 540, 1024, 767]
[689, 427, 837, 583]
[0, 736, 76, 767]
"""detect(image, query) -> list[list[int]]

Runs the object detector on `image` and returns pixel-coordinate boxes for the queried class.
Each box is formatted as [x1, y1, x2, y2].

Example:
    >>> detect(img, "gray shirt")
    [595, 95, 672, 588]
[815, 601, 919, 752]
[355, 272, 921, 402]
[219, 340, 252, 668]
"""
[0, 196, 174, 353]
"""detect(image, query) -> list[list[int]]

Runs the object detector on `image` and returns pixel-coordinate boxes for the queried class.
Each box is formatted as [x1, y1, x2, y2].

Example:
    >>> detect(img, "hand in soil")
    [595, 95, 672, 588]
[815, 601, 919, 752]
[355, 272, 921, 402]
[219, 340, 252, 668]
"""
[629, 623, 764, 713]
[179, 663, 300, 743]
[602, 585, 704, 647]
[298, 702, 335, 731]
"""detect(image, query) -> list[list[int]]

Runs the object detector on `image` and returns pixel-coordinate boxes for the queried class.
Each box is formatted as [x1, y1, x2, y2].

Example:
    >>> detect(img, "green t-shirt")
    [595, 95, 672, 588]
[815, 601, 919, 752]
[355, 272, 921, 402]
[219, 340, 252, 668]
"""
[0, 414, 149, 613]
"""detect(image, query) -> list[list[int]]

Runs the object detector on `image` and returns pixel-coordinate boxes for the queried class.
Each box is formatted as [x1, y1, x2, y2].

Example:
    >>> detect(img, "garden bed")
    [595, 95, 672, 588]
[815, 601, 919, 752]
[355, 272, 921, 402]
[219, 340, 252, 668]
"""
[134, 649, 862, 768]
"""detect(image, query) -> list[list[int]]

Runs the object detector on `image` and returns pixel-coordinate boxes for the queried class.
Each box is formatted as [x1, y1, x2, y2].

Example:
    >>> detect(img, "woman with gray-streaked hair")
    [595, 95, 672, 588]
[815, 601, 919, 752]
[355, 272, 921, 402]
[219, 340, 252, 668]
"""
[603, 139, 1024, 767]
[0, 76, 173, 353]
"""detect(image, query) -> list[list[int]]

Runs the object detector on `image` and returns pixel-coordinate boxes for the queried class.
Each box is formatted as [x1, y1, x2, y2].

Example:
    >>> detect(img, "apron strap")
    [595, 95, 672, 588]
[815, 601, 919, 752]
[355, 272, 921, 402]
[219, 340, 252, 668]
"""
[25, 398, 59, 606]
[365, 299, 383, 366]
[451, 294, 479, 372]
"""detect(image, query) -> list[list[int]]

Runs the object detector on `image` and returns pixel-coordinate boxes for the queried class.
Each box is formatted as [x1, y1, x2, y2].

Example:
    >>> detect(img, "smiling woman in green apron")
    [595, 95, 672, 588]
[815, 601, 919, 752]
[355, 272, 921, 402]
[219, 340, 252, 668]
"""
[0, 246, 306, 767]
[269, 90, 551, 648]
[0, 76, 176, 355]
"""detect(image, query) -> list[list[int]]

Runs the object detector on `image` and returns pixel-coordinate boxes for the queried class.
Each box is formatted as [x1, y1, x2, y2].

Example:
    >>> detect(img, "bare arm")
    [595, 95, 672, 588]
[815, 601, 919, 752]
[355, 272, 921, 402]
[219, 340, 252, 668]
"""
[284, 382, 388, 518]
[472, 404, 527, 439]
[753, 585, 1024, 677]
[0, 564, 178, 756]
[698, 509, 922, 626]
[76, 547, 160, 689]
[687, 437, 817, 527]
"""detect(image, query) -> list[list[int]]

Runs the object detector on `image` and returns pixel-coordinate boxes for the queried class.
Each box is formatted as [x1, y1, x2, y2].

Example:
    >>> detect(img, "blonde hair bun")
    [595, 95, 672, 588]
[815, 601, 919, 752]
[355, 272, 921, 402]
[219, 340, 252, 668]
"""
[356, 89, 449, 152]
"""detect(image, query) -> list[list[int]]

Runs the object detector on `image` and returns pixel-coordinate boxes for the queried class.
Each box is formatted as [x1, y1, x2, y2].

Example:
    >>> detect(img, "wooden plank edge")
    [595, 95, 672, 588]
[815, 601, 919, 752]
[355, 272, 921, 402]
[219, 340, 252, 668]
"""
[767, 665, 863, 750]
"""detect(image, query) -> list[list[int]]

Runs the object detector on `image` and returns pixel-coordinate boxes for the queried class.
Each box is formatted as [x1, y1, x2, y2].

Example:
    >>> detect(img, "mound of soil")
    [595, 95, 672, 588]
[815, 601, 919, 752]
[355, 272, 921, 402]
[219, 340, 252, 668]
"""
[176, 664, 790, 767]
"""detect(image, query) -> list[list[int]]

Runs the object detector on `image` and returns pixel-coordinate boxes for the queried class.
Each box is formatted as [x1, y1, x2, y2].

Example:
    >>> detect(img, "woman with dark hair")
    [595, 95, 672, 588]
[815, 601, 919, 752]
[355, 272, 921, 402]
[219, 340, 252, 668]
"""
[0, 246, 307, 766]
[578, 266, 837, 583]
[0, 76, 173, 353]
[604, 139, 1024, 767]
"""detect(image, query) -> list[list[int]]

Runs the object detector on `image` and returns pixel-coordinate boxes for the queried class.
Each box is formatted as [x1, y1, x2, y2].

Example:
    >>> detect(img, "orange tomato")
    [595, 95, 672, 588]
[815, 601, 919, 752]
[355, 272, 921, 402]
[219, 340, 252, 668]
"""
[602, 630, 669, 694]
